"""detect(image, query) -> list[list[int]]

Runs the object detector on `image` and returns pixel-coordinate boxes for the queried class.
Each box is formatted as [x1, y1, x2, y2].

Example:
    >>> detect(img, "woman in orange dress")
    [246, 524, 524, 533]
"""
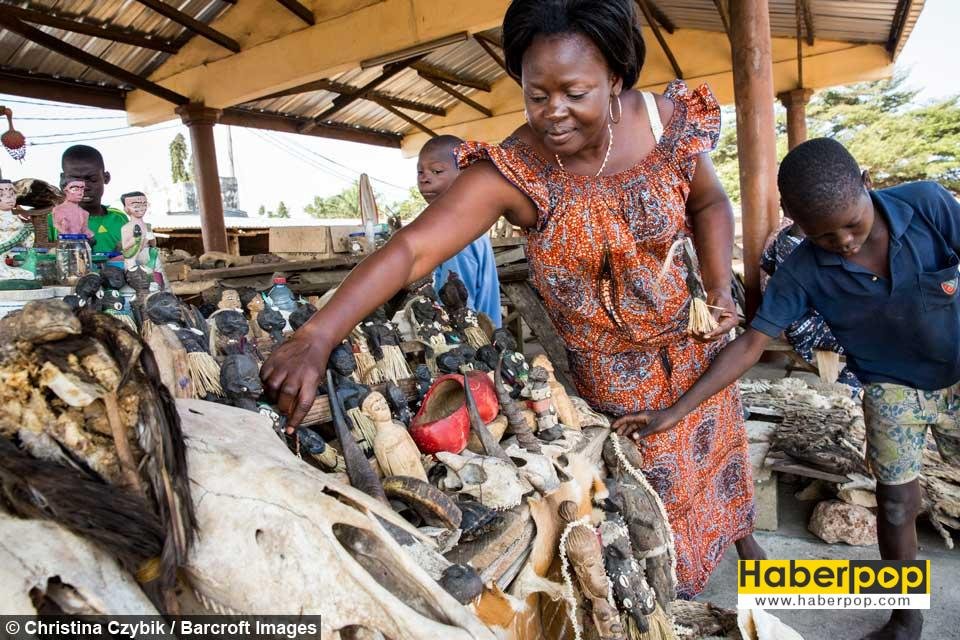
[263, 0, 764, 597]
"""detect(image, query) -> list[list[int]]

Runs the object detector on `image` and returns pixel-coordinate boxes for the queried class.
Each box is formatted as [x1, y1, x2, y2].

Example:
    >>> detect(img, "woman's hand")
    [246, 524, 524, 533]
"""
[261, 326, 333, 432]
[612, 408, 682, 442]
[693, 287, 737, 342]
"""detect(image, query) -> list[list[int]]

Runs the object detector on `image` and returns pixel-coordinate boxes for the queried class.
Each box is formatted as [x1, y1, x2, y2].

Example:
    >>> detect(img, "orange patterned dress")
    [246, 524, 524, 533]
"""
[458, 80, 755, 598]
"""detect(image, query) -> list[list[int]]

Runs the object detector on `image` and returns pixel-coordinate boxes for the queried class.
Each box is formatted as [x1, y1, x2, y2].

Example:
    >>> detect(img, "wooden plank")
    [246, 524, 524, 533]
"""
[268, 226, 332, 256]
[135, 0, 241, 53]
[494, 247, 526, 267]
[636, 0, 683, 79]
[186, 254, 360, 281]
[767, 452, 851, 484]
[378, 102, 438, 137]
[419, 75, 493, 117]
[262, 79, 446, 117]
[497, 263, 529, 283]
[220, 108, 401, 148]
[490, 236, 526, 248]
[0, 69, 126, 110]
[275, 0, 315, 25]
[501, 282, 573, 389]
[411, 62, 491, 92]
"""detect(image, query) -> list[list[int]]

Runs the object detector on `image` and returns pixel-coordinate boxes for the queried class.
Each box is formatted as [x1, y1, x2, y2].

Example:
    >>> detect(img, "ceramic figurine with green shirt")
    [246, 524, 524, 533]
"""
[120, 191, 158, 271]
[0, 178, 39, 287]
[614, 139, 960, 640]
[47, 145, 128, 254]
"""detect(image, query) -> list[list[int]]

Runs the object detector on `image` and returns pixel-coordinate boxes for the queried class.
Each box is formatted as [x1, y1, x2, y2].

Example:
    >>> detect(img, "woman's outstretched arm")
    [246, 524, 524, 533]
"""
[261, 161, 537, 428]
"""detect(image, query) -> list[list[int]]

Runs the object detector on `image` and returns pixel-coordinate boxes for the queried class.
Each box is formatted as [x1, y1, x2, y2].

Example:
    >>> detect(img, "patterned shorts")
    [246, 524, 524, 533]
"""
[863, 382, 960, 485]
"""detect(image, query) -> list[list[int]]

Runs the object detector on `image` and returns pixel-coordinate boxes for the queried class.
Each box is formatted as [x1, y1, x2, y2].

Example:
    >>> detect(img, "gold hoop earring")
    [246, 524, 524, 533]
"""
[609, 94, 622, 124]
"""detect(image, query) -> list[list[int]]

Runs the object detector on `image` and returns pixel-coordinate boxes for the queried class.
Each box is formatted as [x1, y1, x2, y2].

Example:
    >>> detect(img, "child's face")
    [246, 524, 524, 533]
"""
[60, 156, 109, 209]
[794, 190, 875, 257]
[417, 148, 460, 204]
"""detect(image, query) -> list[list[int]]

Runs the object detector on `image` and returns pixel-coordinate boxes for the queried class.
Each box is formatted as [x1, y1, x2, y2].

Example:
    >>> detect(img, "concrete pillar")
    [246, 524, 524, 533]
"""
[176, 103, 227, 254]
[730, 0, 779, 319]
[778, 88, 814, 150]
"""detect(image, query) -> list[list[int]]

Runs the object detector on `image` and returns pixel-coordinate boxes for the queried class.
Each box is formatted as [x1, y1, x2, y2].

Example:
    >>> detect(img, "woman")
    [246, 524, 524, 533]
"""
[262, 0, 763, 597]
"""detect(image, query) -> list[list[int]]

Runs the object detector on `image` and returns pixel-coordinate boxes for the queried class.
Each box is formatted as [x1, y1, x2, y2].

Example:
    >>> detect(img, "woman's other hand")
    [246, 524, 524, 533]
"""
[694, 288, 737, 342]
[261, 326, 332, 432]
[612, 409, 681, 442]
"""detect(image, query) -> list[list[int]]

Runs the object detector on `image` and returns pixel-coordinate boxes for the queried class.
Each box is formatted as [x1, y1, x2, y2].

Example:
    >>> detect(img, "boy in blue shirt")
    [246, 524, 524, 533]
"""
[417, 135, 502, 327]
[614, 138, 959, 640]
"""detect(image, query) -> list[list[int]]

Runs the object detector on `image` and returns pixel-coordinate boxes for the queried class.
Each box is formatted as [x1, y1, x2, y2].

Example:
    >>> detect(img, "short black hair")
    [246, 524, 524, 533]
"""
[420, 134, 463, 161]
[61, 144, 105, 170]
[121, 191, 146, 204]
[503, 0, 646, 87]
[778, 138, 865, 222]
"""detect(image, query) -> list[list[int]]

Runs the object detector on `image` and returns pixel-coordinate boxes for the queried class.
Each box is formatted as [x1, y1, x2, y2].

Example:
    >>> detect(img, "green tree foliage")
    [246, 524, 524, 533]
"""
[388, 187, 427, 220]
[257, 204, 268, 217]
[270, 201, 290, 219]
[169, 133, 191, 184]
[304, 181, 361, 219]
[713, 73, 960, 202]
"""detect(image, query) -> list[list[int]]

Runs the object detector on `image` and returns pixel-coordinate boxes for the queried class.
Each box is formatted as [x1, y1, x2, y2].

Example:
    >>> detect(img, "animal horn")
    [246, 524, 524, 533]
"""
[382, 475, 462, 530]
[462, 373, 513, 464]
[326, 369, 388, 504]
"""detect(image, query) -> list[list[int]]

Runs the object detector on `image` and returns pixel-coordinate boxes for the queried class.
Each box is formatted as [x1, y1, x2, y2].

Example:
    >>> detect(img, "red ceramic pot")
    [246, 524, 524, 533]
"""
[410, 370, 499, 454]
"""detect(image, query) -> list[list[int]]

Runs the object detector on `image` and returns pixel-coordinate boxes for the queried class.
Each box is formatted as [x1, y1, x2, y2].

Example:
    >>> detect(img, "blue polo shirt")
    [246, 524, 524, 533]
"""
[752, 182, 960, 390]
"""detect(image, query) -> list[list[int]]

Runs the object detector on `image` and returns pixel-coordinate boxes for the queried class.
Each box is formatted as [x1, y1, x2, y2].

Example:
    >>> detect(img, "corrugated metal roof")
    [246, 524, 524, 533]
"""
[0, 0, 926, 139]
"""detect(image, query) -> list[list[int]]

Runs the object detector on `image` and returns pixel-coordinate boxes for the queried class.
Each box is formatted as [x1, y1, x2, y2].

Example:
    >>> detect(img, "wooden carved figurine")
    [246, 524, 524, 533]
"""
[495, 353, 540, 453]
[363, 391, 427, 482]
[439, 271, 487, 347]
[530, 354, 581, 429]
[218, 289, 242, 312]
[492, 328, 530, 398]
[350, 326, 384, 385]
[120, 192, 158, 280]
[559, 501, 626, 640]
[523, 366, 563, 441]
[0, 178, 38, 284]
[328, 342, 376, 452]
[327, 369, 388, 504]
[257, 306, 286, 345]
[220, 353, 262, 411]
[209, 309, 250, 357]
[52, 179, 92, 237]
[361, 307, 411, 383]
[246, 294, 266, 341]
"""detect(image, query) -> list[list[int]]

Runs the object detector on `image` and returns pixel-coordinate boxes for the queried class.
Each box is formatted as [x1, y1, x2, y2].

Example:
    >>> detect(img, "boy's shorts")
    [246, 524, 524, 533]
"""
[863, 382, 960, 485]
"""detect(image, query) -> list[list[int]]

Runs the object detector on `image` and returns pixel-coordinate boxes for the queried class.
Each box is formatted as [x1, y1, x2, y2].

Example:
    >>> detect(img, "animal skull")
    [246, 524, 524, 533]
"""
[436, 450, 527, 511]
[177, 400, 496, 640]
[0, 512, 159, 615]
[505, 443, 560, 494]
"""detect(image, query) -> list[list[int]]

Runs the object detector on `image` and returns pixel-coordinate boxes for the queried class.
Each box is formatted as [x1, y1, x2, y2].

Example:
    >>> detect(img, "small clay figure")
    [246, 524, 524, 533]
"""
[246, 294, 267, 341]
[349, 326, 384, 385]
[558, 501, 626, 640]
[218, 289, 242, 312]
[52, 179, 92, 237]
[0, 179, 37, 283]
[328, 342, 376, 451]
[210, 309, 250, 356]
[120, 191, 158, 275]
[198, 302, 218, 319]
[295, 426, 342, 471]
[439, 271, 489, 348]
[413, 364, 432, 409]
[74, 273, 104, 311]
[384, 380, 412, 426]
[599, 517, 657, 633]
[220, 353, 262, 411]
[475, 345, 500, 373]
[523, 366, 563, 441]
[492, 328, 530, 397]
[361, 307, 411, 382]
[257, 306, 286, 345]
[145, 292, 221, 397]
[289, 302, 317, 331]
[452, 344, 476, 371]
[495, 353, 540, 453]
[363, 391, 427, 481]
[436, 351, 465, 375]
[97, 266, 137, 330]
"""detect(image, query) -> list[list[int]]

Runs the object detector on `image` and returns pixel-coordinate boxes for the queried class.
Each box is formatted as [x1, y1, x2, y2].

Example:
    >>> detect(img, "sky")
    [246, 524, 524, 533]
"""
[0, 0, 957, 220]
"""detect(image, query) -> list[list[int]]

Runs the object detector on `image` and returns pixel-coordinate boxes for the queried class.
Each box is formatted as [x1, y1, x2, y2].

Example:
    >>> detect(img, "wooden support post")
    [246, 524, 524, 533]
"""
[778, 88, 813, 151]
[730, 0, 779, 319]
[177, 104, 228, 254]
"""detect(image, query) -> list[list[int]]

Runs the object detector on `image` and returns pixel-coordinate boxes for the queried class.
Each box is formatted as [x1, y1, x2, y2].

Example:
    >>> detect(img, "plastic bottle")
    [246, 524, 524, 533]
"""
[267, 276, 298, 313]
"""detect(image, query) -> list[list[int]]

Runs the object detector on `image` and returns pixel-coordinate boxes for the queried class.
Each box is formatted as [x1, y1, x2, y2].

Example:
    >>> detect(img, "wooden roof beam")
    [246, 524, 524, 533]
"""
[275, 0, 315, 26]
[636, 0, 683, 79]
[474, 33, 507, 73]
[0, 69, 126, 110]
[0, 3, 179, 54]
[798, 0, 815, 46]
[378, 103, 438, 138]
[300, 55, 424, 133]
[646, 1, 676, 35]
[261, 79, 446, 116]
[221, 108, 401, 147]
[419, 74, 493, 117]
[0, 12, 188, 105]
[134, 0, 240, 53]
[410, 62, 491, 92]
[887, 0, 915, 55]
[712, 0, 731, 40]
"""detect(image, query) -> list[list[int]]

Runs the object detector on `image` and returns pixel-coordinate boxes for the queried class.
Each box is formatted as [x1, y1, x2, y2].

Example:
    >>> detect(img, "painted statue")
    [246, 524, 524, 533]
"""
[363, 391, 427, 482]
[120, 191, 164, 288]
[52, 179, 93, 237]
[0, 179, 37, 283]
